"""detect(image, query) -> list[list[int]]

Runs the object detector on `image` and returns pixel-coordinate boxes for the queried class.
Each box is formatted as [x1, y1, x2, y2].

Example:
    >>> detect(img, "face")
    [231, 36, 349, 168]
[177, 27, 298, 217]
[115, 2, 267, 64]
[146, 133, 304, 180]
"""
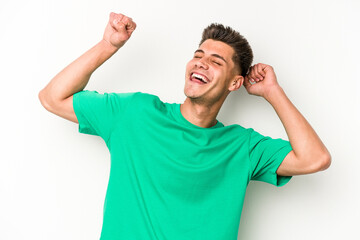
[184, 39, 243, 105]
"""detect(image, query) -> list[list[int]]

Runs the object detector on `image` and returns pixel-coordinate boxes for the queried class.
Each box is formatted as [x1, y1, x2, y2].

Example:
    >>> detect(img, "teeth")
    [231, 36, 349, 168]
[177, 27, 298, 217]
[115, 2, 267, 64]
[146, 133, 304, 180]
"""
[192, 73, 208, 83]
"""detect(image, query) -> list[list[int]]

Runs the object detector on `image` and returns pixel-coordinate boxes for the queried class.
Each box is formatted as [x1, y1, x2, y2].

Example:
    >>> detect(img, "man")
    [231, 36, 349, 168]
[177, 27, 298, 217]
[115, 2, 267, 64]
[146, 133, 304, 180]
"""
[39, 12, 331, 240]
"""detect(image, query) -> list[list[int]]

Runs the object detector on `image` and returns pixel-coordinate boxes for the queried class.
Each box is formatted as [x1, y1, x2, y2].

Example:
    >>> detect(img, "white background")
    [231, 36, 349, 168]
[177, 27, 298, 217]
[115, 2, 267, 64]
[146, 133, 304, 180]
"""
[1, 0, 359, 239]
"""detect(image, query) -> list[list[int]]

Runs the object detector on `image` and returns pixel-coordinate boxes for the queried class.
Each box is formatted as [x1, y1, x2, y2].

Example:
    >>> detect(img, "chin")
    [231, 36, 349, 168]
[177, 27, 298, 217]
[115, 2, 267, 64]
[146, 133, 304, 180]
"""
[184, 91, 207, 104]
[184, 87, 200, 99]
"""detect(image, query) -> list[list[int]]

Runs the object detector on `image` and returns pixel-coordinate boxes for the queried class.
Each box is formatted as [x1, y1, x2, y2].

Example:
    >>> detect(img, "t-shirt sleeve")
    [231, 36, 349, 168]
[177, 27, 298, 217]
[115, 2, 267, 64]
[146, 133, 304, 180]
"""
[72, 90, 136, 142]
[248, 129, 293, 187]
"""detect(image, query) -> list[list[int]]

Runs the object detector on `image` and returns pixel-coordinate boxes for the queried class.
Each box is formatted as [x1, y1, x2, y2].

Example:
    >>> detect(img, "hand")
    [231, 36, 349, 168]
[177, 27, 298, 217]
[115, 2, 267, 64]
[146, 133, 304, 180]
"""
[103, 12, 137, 50]
[243, 63, 281, 99]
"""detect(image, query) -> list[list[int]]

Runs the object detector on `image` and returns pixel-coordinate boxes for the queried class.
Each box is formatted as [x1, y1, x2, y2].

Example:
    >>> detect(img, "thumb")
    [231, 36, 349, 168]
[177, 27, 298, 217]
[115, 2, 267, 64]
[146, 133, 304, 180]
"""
[243, 76, 253, 90]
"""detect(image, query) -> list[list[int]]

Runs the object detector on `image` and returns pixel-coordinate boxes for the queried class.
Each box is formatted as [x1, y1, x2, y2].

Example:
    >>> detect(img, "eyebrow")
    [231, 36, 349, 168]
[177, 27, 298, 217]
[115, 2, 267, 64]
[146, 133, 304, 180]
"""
[194, 49, 228, 63]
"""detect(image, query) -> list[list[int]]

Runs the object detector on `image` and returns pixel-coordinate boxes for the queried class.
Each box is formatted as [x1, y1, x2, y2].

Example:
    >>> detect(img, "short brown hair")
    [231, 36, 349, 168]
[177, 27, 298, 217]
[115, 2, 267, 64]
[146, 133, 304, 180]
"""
[200, 23, 253, 77]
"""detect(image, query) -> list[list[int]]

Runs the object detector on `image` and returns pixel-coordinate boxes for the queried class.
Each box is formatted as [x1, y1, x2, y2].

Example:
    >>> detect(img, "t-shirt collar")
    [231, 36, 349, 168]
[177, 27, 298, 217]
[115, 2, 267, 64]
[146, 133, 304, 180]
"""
[173, 104, 224, 129]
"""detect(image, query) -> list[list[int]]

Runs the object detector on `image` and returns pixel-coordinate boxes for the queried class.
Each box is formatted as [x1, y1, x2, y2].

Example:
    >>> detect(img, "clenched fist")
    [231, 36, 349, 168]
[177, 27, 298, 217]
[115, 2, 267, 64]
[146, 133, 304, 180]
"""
[243, 63, 281, 99]
[103, 12, 137, 50]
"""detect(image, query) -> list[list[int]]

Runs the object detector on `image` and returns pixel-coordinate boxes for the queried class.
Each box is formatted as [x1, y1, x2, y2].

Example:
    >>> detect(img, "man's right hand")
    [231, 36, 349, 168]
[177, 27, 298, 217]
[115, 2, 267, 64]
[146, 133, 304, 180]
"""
[103, 12, 137, 50]
[39, 12, 137, 123]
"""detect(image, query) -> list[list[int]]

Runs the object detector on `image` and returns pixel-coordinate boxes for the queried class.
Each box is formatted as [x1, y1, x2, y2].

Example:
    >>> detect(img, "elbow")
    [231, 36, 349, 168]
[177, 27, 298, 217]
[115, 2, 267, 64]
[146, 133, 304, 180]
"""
[38, 89, 53, 112]
[311, 150, 331, 172]
[38, 89, 48, 110]
[300, 150, 331, 174]
[319, 151, 332, 171]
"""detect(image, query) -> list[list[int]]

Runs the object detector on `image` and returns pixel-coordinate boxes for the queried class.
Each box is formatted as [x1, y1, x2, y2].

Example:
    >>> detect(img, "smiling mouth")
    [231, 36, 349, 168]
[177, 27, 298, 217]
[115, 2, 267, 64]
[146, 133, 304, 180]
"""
[190, 73, 209, 84]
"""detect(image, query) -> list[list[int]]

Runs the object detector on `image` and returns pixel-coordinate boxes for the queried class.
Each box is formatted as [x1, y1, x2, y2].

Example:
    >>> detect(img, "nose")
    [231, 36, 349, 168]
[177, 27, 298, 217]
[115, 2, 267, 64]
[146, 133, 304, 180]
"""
[195, 58, 209, 70]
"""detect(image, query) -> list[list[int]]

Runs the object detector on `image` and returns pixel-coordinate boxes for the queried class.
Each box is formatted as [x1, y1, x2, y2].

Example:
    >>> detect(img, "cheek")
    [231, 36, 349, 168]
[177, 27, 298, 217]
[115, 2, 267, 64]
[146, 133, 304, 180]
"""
[185, 62, 192, 76]
[214, 69, 227, 82]
[186, 60, 195, 70]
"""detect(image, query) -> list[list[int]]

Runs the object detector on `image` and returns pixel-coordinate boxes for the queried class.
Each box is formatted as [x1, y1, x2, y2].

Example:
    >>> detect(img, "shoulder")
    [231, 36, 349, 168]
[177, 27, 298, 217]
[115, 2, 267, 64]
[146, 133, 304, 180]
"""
[217, 123, 254, 142]
[222, 123, 252, 135]
[74, 90, 137, 101]
[75, 91, 170, 111]
[132, 92, 161, 102]
[131, 92, 167, 108]
[76, 91, 162, 104]
[226, 125, 272, 140]
[219, 125, 283, 147]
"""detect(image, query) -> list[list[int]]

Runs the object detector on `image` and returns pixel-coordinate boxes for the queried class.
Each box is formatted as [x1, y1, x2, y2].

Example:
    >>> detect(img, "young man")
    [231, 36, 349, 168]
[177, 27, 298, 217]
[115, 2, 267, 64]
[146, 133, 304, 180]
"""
[39, 12, 331, 240]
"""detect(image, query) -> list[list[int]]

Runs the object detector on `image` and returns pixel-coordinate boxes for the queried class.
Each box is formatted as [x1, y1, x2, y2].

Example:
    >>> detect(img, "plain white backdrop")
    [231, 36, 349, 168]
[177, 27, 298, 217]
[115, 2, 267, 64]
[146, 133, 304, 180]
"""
[1, 0, 359, 239]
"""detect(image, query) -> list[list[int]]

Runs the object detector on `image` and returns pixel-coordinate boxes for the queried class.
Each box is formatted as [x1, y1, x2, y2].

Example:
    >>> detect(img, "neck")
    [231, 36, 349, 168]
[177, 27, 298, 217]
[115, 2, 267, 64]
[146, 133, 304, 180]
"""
[180, 97, 224, 128]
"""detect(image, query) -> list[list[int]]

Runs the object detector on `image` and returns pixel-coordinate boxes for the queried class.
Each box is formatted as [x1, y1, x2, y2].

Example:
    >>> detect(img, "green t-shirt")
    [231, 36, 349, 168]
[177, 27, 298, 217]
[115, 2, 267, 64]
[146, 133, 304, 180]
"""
[73, 90, 292, 240]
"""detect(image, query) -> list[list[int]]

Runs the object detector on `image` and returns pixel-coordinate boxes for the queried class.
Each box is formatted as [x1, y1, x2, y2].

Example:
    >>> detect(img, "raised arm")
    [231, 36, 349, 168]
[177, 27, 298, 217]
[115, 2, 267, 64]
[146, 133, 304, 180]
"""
[244, 63, 331, 176]
[38, 12, 136, 123]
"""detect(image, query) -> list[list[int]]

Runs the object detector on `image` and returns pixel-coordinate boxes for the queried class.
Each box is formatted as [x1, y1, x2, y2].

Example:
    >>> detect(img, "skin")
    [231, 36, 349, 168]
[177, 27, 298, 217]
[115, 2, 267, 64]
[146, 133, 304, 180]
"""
[181, 39, 243, 128]
[39, 12, 331, 177]
[38, 12, 136, 123]
[181, 40, 331, 176]
[244, 65, 331, 175]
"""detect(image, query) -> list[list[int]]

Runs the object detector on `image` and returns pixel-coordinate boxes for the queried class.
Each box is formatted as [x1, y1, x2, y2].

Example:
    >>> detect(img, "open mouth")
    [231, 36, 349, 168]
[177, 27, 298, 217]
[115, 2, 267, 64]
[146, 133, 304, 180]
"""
[190, 72, 209, 84]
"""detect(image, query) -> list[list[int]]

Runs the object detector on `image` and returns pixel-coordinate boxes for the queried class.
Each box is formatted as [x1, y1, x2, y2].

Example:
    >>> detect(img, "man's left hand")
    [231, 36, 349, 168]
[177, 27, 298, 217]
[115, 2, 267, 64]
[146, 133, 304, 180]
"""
[243, 63, 281, 100]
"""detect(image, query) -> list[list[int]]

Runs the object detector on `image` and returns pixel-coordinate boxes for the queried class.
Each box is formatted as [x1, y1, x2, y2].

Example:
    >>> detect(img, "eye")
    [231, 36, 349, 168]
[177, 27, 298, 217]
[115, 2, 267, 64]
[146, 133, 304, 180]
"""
[213, 61, 221, 66]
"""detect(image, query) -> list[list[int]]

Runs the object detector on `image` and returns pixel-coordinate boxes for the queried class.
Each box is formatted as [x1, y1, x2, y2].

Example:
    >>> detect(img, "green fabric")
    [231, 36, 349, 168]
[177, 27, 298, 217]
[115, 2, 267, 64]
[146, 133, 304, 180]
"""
[73, 90, 293, 240]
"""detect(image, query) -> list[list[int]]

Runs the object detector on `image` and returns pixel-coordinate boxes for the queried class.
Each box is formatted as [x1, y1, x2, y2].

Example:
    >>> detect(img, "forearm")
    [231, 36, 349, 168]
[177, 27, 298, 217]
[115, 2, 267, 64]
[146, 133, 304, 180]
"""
[39, 40, 118, 104]
[265, 86, 331, 170]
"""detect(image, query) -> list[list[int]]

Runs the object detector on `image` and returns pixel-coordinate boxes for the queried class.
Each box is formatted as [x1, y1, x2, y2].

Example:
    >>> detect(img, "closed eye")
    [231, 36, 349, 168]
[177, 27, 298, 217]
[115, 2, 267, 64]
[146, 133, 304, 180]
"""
[194, 49, 227, 64]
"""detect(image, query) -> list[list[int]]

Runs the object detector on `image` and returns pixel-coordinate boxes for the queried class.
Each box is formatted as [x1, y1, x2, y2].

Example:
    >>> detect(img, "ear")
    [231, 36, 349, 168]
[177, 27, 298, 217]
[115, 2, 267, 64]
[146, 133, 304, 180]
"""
[228, 75, 244, 92]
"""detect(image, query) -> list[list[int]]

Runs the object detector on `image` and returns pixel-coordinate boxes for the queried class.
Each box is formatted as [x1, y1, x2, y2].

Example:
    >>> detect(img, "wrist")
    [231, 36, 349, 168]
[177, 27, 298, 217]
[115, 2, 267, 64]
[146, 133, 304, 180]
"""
[263, 85, 285, 104]
[100, 39, 120, 54]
